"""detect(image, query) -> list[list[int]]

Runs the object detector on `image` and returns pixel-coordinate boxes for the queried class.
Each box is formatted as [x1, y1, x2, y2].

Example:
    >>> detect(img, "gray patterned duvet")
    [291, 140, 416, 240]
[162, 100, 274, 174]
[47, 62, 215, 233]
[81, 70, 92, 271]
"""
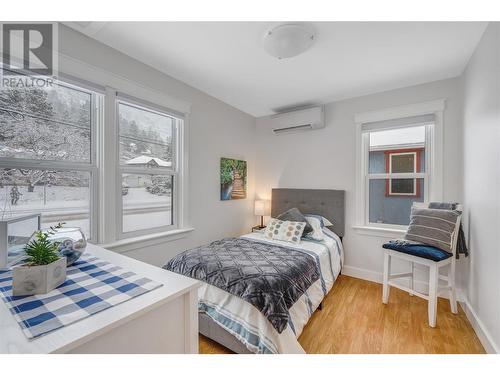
[164, 237, 320, 333]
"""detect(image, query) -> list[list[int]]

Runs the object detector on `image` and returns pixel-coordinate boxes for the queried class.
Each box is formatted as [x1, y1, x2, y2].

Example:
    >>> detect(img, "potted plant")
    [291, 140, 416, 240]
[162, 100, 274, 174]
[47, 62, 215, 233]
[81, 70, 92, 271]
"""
[12, 223, 67, 296]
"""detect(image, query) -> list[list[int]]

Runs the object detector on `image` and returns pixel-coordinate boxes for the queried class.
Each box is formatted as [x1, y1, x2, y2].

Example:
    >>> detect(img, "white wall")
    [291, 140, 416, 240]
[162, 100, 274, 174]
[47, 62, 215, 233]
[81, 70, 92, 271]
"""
[461, 22, 500, 353]
[58, 23, 499, 352]
[58, 25, 256, 266]
[255, 77, 463, 284]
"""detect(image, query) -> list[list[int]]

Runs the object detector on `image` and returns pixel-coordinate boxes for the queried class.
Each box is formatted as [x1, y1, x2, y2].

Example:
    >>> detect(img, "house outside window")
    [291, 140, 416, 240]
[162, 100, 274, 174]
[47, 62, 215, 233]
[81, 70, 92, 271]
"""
[355, 100, 445, 233]
[367, 126, 426, 226]
[386, 150, 423, 196]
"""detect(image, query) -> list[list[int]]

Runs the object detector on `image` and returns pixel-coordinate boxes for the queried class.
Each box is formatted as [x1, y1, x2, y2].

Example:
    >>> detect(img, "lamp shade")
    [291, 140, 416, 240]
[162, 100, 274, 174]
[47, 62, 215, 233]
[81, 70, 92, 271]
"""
[254, 200, 271, 216]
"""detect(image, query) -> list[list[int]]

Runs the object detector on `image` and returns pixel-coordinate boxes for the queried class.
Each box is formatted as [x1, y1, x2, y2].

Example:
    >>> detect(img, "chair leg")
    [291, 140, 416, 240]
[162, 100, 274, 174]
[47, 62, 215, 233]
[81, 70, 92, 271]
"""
[449, 260, 458, 314]
[409, 261, 414, 296]
[382, 251, 391, 304]
[428, 264, 439, 327]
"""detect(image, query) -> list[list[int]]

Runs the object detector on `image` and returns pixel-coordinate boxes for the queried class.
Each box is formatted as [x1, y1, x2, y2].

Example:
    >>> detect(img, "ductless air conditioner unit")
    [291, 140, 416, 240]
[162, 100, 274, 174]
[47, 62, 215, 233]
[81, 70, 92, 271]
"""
[270, 106, 325, 134]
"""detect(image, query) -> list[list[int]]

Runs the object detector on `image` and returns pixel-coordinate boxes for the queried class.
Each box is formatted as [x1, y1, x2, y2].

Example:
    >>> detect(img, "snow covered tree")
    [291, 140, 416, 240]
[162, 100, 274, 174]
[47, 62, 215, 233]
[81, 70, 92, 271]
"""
[0, 84, 91, 190]
[146, 176, 172, 196]
[0, 87, 56, 191]
[119, 112, 173, 163]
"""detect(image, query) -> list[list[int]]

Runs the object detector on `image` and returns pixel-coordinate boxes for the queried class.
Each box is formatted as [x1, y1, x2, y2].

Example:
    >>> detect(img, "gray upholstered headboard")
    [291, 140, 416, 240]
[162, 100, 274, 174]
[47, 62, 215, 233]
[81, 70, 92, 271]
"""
[271, 188, 345, 238]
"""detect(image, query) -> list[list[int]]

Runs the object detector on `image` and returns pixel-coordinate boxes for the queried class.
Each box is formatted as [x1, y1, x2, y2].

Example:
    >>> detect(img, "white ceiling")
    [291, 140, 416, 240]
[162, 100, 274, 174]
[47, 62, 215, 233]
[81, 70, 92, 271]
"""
[67, 22, 487, 117]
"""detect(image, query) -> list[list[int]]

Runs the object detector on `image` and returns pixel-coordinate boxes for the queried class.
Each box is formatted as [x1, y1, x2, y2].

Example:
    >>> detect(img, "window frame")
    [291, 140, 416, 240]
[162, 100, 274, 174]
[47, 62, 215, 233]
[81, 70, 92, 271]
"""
[0, 76, 103, 241]
[354, 99, 445, 236]
[385, 149, 423, 197]
[115, 95, 182, 240]
[0, 74, 190, 245]
[363, 126, 429, 231]
[2, 53, 193, 249]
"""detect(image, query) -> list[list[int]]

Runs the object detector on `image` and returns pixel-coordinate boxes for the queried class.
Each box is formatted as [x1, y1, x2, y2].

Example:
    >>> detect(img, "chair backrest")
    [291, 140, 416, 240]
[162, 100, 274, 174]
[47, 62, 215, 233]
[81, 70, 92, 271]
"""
[411, 202, 462, 256]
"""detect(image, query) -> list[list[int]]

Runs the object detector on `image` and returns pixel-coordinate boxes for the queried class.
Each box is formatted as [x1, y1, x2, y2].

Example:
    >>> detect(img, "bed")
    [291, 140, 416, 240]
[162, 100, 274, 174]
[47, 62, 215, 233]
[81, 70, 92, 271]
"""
[166, 188, 345, 354]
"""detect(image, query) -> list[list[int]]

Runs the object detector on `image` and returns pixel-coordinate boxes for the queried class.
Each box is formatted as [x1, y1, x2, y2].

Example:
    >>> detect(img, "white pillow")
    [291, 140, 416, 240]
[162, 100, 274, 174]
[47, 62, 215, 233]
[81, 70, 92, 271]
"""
[322, 216, 333, 226]
[264, 218, 306, 244]
[305, 214, 333, 227]
[304, 216, 325, 241]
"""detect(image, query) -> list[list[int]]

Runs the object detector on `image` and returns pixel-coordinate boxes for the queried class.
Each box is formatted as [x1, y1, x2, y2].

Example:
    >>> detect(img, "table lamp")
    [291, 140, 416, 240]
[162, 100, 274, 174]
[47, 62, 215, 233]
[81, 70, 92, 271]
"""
[254, 200, 271, 229]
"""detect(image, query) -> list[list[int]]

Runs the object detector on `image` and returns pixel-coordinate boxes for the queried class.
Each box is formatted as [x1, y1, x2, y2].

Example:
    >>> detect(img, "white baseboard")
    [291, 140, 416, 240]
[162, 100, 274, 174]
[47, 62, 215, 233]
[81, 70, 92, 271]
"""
[341, 264, 498, 353]
[342, 265, 382, 283]
[460, 299, 499, 354]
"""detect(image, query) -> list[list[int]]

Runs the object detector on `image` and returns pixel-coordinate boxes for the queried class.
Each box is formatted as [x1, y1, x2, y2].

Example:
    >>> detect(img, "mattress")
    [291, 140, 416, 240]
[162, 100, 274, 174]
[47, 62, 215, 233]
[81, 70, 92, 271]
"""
[197, 228, 343, 354]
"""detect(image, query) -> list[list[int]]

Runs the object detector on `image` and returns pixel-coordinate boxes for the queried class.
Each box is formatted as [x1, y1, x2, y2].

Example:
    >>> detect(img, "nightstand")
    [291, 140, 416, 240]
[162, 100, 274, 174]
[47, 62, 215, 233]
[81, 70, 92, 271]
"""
[252, 225, 266, 233]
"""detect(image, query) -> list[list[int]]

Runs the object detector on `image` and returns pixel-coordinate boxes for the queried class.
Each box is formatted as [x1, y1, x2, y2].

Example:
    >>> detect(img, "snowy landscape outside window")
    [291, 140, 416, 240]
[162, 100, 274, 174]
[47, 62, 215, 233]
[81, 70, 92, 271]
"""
[0, 78, 101, 239]
[117, 98, 178, 236]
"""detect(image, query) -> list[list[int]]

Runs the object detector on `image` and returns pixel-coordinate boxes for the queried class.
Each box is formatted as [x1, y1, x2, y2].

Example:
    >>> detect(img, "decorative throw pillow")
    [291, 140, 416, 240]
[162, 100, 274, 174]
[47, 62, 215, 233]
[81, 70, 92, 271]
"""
[305, 214, 333, 227]
[304, 215, 325, 241]
[276, 208, 313, 236]
[264, 218, 306, 244]
[405, 207, 461, 253]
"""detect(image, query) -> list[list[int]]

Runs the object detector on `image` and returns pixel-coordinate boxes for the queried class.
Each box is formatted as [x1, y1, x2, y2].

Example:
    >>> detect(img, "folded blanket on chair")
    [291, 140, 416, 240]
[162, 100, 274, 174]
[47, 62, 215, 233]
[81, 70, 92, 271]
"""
[428, 202, 469, 259]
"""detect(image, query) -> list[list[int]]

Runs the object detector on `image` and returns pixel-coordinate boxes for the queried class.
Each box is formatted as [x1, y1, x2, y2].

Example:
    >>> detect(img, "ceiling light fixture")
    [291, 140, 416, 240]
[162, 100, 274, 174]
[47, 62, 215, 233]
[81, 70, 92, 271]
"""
[263, 23, 315, 60]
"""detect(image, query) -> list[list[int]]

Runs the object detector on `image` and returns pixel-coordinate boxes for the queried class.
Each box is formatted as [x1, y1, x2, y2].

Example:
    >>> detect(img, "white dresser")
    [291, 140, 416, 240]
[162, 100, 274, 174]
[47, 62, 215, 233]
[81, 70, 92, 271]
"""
[0, 243, 201, 354]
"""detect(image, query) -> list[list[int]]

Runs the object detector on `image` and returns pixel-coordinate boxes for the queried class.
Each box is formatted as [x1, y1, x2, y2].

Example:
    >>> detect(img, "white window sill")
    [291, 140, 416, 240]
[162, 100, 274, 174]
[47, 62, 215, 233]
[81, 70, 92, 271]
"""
[100, 227, 195, 253]
[352, 225, 406, 239]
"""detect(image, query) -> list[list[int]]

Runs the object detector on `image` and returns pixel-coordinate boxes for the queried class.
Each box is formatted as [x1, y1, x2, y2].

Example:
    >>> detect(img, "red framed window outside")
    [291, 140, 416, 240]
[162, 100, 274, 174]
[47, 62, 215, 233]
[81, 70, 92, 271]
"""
[384, 148, 423, 197]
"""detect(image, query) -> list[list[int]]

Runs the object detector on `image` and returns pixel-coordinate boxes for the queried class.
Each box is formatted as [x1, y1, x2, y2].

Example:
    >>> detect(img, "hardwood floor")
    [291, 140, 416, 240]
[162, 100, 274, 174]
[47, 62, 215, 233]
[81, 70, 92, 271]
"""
[199, 275, 485, 354]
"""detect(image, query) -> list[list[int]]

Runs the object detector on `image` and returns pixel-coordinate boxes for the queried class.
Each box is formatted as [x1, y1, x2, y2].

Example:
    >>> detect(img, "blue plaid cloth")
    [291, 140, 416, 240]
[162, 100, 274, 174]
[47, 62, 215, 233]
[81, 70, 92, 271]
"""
[0, 253, 162, 339]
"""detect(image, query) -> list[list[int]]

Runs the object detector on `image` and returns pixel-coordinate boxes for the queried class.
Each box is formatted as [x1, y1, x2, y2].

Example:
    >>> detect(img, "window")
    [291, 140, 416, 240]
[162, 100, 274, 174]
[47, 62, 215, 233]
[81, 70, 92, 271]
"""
[0, 78, 101, 239]
[117, 98, 180, 237]
[1, 70, 188, 246]
[386, 150, 423, 196]
[355, 102, 445, 232]
[367, 126, 426, 226]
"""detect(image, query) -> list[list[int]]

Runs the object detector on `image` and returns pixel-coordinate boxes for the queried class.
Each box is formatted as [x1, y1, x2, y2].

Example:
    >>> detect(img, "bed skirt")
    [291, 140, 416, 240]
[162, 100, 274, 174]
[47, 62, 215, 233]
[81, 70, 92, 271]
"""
[199, 312, 252, 354]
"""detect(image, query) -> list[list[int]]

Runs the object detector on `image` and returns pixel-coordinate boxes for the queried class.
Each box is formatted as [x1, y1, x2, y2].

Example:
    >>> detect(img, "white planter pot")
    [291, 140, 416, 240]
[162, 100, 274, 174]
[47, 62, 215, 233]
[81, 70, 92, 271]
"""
[12, 257, 67, 296]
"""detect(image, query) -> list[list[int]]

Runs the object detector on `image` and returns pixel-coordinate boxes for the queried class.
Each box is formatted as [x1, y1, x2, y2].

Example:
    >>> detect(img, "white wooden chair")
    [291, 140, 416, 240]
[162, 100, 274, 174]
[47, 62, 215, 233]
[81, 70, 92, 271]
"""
[382, 202, 462, 327]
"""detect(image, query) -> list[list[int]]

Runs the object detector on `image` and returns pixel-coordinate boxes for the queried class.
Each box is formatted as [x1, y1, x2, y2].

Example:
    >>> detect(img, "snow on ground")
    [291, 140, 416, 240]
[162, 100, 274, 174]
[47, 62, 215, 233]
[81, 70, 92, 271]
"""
[122, 210, 172, 233]
[123, 186, 170, 207]
[42, 209, 172, 238]
[1, 185, 168, 211]
[1, 185, 171, 237]
[0, 185, 89, 210]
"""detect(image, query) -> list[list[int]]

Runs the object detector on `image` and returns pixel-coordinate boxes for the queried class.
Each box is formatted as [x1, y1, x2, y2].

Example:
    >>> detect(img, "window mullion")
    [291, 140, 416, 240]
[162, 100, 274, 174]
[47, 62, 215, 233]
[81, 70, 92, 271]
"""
[119, 166, 176, 176]
[368, 172, 427, 179]
[99, 86, 119, 244]
[0, 158, 96, 172]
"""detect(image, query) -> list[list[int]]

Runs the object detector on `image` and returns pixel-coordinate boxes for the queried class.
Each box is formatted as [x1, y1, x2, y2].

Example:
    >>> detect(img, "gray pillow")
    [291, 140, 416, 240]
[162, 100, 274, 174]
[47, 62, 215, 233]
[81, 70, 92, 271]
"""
[276, 208, 313, 236]
[405, 207, 461, 253]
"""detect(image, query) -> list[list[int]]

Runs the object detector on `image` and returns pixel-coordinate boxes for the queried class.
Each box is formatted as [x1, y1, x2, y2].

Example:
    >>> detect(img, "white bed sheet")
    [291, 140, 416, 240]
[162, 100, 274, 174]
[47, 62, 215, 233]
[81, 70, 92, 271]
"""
[198, 227, 344, 354]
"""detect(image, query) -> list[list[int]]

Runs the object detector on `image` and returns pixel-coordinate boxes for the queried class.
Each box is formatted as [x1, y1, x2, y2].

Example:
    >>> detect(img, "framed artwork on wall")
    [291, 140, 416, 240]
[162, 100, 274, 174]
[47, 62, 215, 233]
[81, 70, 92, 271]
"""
[220, 158, 247, 200]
